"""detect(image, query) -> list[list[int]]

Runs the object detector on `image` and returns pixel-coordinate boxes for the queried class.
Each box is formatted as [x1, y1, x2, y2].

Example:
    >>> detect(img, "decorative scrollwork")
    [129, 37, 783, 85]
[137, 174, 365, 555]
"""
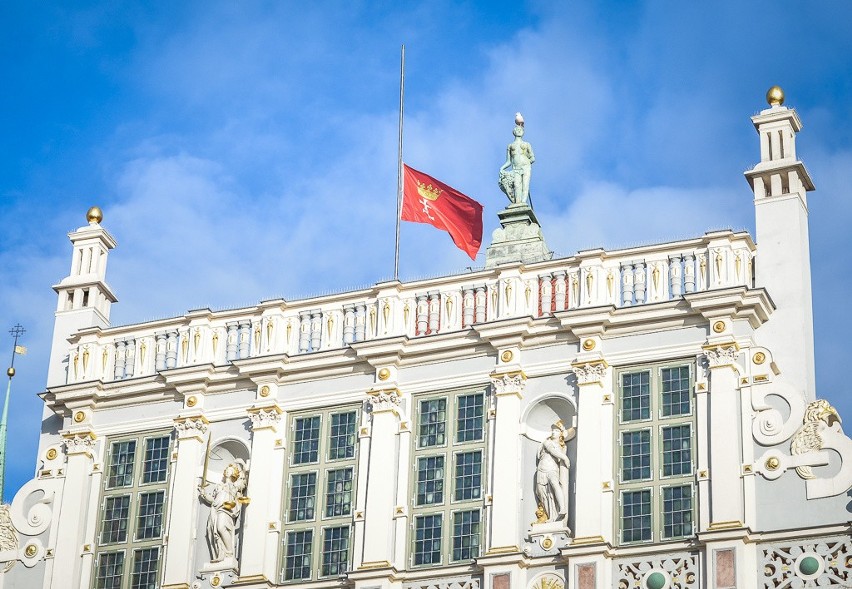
[0, 505, 17, 553]
[248, 408, 282, 430]
[174, 417, 208, 437]
[615, 553, 699, 589]
[572, 362, 607, 385]
[491, 373, 526, 396]
[366, 389, 401, 413]
[760, 536, 850, 588]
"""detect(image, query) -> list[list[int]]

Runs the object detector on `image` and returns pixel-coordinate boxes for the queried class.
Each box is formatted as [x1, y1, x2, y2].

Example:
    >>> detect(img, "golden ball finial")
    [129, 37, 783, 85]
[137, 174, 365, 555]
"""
[766, 86, 785, 107]
[86, 206, 103, 224]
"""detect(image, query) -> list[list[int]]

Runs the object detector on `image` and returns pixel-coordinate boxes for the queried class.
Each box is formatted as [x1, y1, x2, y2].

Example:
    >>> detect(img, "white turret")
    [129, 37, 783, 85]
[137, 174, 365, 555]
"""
[46, 206, 118, 386]
[745, 87, 816, 399]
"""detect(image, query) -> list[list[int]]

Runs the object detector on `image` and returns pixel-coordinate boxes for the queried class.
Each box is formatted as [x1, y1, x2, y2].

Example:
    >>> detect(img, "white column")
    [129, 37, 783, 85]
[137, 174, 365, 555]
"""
[571, 360, 612, 544]
[703, 343, 745, 526]
[162, 416, 208, 589]
[240, 404, 285, 582]
[50, 432, 97, 589]
[487, 370, 525, 551]
[359, 387, 402, 569]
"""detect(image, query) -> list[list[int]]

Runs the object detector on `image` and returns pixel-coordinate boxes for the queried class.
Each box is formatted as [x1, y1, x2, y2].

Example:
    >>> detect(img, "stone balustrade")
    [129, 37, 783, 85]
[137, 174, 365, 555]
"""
[63, 230, 754, 384]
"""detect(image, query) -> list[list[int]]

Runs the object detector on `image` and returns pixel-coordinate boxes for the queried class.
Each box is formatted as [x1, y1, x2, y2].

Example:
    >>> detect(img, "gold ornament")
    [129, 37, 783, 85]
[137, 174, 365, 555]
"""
[582, 339, 596, 351]
[254, 324, 261, 349]
[102, 348, 108, 372]
[404, 301, 410, 326]
[766, 85, 785, 106]
[765, 456, 780, 471]
[24, 544, 38, 558]
[535, 504, 547, 523]
[212, 331, 219, 355]
[82, 346, 89, 373]
[500, 350, 513, 363]
[139, 340, 146, 364]
[186, 396, 197, 407]
[712, 321, 726, 333]
[86, 206, 103, 224]
[46, 448, 57, 461]
[378, 368, 391, 381]
[194, 329, 201, 354]
[753, 351, 766, 365]
[73, 411, 86, 423]
[260, 385, 270, 397]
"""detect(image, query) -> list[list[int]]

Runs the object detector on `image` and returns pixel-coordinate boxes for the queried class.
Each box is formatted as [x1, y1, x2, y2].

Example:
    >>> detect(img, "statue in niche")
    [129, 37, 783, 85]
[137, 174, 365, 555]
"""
[535, 421, 575, 523]
[499, 112, 536, 207]
[199, 460, 249, 567]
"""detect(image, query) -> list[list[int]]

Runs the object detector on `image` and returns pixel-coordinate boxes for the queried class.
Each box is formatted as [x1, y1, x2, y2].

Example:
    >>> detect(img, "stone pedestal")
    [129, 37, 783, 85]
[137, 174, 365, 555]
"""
[485, 204, 551, 268]
[526, 520, 571, 556]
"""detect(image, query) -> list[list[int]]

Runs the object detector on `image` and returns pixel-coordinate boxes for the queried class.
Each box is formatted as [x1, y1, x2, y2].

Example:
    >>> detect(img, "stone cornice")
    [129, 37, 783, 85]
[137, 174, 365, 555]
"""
[472, 315, 535, 349]
[685, 287, 774, 328]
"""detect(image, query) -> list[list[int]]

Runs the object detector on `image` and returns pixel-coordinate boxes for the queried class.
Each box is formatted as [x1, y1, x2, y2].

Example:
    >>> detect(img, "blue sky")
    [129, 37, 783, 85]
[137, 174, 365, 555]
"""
[2, 1, 852, 498]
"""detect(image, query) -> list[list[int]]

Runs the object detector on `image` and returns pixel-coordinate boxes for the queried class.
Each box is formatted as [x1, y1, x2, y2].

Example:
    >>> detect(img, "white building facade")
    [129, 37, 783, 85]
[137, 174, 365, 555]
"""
[1, 91, 850, 589]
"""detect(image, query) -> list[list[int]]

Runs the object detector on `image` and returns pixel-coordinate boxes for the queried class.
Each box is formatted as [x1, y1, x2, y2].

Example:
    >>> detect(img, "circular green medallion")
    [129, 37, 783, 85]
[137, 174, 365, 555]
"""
[799, 556, 820, 576]
[646, 571, 667, 589]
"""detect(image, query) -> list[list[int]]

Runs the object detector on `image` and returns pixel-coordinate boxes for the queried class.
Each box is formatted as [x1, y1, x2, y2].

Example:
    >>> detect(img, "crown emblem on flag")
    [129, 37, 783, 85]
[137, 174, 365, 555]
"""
[416, 181, 442, 201]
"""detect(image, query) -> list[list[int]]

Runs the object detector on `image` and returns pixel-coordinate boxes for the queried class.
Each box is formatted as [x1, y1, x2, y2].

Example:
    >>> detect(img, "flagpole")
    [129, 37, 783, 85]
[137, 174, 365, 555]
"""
[393, 44, 405, 282]
[0, 324, 25, 503]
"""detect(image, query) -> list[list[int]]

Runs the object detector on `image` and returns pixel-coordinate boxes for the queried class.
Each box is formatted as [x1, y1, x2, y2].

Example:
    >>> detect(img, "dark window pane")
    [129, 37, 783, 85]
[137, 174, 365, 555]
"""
[621, 371, 650, 422]
[418, 399, 447, 448]
[456, 393, 484, 442]
[454, 451, 482, 501]
[321, 526, 350, 577]
[325, 468, 353, 517]
[101, 495, 131, 544]
[328, 411, 357, 460]
[142, 436, 170, 484]
[661, 366, 691, 417]
[107, 440, 136, 488]
[293, 416, 321, 464]
[452, 510, 480, 561]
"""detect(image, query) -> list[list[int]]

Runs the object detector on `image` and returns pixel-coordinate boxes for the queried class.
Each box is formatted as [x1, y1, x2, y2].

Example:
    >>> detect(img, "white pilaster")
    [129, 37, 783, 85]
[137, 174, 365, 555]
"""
[359, 386, 402, 569]
[239, 403, 284, 582]
[49, 432, 97, 589]
[570, 359, 613, 545]
[487, 366, 525, 552]
[703, 342, 745, 527]
[162, 415, 208, 589]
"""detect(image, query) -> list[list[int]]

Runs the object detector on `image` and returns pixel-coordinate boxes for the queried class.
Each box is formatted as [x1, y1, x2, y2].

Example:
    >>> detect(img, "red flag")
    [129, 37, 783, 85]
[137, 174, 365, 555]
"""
[401, 164, 483, 260]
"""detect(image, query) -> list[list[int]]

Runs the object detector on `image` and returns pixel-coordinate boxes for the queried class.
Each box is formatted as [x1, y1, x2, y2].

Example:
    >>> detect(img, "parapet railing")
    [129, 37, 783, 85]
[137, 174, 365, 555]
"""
[64, 231, 754, 384]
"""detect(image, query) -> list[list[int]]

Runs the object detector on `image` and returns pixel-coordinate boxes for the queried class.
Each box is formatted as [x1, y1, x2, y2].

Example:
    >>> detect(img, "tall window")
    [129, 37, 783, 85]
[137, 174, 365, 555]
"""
[281, 407, 359, 582]
[615, 363, 696, 545]
[93, 433, 172, 589]
[411, 390, 486, 567]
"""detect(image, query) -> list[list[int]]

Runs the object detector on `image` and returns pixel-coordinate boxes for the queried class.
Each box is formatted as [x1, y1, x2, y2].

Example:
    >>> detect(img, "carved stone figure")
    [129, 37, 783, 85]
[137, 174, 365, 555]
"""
[535, 422, 575, 523]
[199, 461, 249, 567]
[499, 113, 536, 206]
[790, 399, 842, 479]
